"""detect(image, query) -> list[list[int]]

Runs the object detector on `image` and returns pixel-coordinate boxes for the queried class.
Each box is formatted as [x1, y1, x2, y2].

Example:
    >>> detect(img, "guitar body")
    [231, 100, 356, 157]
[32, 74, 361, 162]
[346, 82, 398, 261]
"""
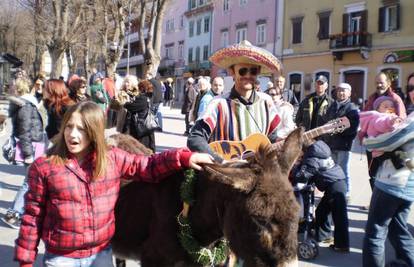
[209, 133, 271, 160]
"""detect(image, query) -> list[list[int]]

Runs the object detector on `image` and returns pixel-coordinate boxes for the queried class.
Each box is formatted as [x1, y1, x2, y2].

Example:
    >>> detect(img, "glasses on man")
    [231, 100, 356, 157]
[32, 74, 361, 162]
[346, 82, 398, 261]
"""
[238, 67, 259, 77]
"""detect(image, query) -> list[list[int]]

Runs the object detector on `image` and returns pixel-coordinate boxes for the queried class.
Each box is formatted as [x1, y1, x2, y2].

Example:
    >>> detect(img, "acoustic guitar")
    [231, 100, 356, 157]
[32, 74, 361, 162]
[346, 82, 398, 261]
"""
[209, 117, 351, 160]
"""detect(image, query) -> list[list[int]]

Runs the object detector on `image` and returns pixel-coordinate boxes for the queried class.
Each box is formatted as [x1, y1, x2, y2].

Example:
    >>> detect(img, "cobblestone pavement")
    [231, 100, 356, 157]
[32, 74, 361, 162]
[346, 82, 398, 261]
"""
[0, 105, 412, 266]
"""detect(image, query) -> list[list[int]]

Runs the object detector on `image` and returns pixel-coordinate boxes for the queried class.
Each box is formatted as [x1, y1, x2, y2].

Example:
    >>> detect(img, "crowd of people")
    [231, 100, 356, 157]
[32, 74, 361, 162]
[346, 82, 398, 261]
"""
[0, 39, 413, 267]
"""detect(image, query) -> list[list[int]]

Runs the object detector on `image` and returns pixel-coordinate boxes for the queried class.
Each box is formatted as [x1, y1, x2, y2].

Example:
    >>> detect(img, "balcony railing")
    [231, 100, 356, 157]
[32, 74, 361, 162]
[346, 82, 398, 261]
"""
[329, 32, 372, 51]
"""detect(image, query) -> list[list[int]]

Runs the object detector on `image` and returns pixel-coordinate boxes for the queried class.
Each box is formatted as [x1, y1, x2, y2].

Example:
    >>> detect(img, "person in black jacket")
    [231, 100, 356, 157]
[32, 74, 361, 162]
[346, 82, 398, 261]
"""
[2, 78, 45, 229]
[294, 140, 350, 252]
[124, 80, 156, 152]
[295, 75, 334, 131]
[324, 83, 360, 199]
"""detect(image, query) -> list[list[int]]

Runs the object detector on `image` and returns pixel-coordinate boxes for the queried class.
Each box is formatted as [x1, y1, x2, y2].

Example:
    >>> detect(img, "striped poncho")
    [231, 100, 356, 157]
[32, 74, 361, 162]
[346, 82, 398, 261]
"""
[200, 91, 280, 142]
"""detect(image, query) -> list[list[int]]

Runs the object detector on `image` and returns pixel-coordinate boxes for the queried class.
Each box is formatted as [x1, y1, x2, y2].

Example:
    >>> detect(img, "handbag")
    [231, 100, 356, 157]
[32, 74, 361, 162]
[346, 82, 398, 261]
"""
[2, 136, 16, 163]
[132, 109, 161, 138]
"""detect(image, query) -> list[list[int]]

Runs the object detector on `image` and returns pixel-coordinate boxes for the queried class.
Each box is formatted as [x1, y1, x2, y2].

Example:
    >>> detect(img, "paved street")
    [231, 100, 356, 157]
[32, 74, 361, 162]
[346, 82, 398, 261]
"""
[0, 105, 413, 267]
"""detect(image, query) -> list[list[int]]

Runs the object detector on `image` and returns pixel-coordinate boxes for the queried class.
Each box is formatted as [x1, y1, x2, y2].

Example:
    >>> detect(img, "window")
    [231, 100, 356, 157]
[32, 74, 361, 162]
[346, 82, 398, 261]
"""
[291, 17, 303, 44]
[318, 11, 330, 40]
[189, 0, 196, 9]
[223, 0, 229, 11]
[165, 46, 173, 59]
[196, 19, 202, 35]
[236, 28, 247, 43]
[199, 0, 204, 5]
[178, 43, 184, 59]
[195, 47, 201, 62]
[203, 45, 209, 61]
[189, 21, 194, 37]
[188, 48, 193, 63]
[379, 4, 400, 32]
[166, 19, 174, 33]
[240, 0, 247, 6]
[180, 15, 184, 29]
[221, 30, 229, 47]
[204, 16, 210, 33]
[256, 24, 266, 45]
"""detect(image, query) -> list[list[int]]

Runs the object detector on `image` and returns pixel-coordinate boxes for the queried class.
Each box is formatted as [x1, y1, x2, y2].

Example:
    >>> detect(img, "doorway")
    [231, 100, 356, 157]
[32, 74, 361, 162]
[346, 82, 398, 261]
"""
[343, 70, 364, 106]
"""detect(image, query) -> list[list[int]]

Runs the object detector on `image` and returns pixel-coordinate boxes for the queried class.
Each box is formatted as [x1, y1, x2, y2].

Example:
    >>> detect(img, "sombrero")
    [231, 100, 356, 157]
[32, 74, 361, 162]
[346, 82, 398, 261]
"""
[209, 40, 282, 75]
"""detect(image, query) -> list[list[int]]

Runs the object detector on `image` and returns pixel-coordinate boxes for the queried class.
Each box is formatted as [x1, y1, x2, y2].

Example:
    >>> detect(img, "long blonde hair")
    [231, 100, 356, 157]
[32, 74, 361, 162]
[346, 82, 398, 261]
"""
[48, 101, 107, 180]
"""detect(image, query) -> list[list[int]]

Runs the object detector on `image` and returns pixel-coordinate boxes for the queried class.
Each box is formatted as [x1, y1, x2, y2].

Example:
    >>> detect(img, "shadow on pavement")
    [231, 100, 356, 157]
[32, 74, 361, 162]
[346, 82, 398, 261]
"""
[158, 131, 186, 137]
[0, 200, 13, 209]
[0, 181, 20, 192]
[160, 115, 184, 121]
[0, 164, 26, 176]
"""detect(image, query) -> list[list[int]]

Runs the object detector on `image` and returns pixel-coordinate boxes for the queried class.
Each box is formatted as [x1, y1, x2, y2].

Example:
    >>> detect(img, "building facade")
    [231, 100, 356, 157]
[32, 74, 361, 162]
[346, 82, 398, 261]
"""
[210, 0, 283, 79]
[184, 0, 214, 77]
[282, 0, 414, 104]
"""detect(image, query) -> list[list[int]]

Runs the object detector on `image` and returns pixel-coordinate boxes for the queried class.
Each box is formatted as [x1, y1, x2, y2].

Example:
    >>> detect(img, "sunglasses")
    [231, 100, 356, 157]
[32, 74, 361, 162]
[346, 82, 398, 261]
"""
[268, 93, 278, 97]
[407, 85, 414, 92]
[238, 67, 259, 76]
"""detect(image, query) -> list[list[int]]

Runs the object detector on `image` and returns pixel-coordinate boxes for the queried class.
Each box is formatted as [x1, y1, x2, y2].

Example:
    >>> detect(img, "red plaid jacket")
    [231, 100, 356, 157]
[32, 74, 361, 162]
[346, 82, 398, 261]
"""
[15, 147, 192, 267]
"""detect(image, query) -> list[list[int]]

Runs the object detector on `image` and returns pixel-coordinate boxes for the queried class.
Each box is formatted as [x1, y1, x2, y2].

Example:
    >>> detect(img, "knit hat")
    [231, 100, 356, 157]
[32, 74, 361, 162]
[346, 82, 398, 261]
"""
[373, 96, 395, 111]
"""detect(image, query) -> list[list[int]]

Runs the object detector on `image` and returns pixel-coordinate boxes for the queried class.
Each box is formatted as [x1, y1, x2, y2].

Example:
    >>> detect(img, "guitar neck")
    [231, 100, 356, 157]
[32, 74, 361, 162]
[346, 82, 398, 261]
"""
[271, 127, 326, 151]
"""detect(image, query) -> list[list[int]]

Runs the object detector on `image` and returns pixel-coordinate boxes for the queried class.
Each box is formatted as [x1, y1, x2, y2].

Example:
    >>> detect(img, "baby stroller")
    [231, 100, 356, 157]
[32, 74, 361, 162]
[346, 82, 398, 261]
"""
[294, 181, 319, 260]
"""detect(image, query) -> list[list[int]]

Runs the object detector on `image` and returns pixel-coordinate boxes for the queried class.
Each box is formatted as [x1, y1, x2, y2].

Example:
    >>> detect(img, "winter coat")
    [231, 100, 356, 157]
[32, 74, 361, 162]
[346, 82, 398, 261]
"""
[9, 95, 44, 159]
[15, 147, 193, 266]
[90, 83, 110, 111]
[358, 111, 399, 140]
[363, 113, 414, 201]
[149, 78, 163, 105]
[364, 89, 406, 119]
[181, 84, 196, 114]
[294, 140, 345, 192]
[124, 94, 155, 151]
[324, 99, 360, 151]
[295, 92, 333, 131]
[45, 104, 70, 140]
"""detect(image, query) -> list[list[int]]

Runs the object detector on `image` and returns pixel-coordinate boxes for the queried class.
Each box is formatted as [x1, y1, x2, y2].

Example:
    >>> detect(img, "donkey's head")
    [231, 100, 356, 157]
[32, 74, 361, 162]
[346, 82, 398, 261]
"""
[204, 128, 304, 267]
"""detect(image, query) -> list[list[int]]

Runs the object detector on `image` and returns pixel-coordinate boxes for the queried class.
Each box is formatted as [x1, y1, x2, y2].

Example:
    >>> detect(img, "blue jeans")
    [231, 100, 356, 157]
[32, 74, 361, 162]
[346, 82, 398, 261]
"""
[363, 187, 414, 267]
[331, 150, 351, 195]
[43, 246, 114, 267]
[11, 164, 30, 215]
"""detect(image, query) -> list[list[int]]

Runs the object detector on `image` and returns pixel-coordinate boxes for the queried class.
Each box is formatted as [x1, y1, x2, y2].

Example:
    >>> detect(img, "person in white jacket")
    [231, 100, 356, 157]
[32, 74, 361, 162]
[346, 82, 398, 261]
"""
[265, 86, 296, 139]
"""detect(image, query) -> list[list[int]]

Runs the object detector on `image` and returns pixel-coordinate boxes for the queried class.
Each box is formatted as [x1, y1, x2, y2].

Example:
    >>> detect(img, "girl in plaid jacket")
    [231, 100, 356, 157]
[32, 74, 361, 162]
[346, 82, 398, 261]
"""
[14, 101, 213, 267]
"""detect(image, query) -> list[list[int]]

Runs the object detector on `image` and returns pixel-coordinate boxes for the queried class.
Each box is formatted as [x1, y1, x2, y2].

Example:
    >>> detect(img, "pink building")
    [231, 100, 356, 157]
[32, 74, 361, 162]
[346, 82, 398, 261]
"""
[211, 0, 283, 77]
[160, 0, 188, 102]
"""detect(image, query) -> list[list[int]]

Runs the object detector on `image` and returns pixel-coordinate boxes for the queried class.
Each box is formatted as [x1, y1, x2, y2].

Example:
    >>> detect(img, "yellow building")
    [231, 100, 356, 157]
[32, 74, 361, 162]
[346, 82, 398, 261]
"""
[281, 0, 414, 104]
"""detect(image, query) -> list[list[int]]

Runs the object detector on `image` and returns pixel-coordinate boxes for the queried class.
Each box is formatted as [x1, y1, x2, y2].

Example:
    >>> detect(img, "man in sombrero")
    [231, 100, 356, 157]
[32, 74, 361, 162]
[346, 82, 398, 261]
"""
[187, 40, 283, 162]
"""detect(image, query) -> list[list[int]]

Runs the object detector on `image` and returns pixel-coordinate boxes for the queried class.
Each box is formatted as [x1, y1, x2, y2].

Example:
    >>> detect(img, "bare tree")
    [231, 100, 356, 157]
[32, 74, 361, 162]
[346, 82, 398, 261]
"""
[138, 0, 170, 77]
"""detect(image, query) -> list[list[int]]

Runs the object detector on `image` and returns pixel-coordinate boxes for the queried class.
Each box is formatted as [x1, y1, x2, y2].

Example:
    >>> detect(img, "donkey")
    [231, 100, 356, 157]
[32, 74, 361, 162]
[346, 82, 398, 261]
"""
[110, 128, 304, 267]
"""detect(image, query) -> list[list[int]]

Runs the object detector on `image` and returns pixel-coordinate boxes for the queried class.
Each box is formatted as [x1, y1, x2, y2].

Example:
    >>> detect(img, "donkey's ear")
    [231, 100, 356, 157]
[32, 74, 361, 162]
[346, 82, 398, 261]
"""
[203, 162, 258, 193]
[279, 127, 304, 173]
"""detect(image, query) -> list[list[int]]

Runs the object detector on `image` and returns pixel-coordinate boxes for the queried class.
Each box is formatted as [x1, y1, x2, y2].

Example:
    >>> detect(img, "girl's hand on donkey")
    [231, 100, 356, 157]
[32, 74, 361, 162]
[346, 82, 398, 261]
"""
[188, 153, 214, 170]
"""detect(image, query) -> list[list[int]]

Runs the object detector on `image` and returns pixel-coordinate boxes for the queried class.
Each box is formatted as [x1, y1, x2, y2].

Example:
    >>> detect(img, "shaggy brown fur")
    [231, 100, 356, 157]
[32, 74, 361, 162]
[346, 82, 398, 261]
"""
[111, 129, 303, 267]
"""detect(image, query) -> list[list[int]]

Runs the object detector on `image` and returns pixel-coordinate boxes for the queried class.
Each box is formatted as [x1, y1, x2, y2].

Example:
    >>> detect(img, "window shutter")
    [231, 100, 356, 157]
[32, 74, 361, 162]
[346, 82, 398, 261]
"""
[361, 10, 368, 32]
[378, 7, 385, 32]
[396, 4, 401, 30]
[342, 13, 349, 33]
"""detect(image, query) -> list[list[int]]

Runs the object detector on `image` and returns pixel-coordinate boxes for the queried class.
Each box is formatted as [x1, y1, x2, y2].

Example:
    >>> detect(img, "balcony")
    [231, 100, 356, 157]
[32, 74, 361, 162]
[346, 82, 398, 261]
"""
[159, 58, 175, 68]
[329, 32, 372, 60]
[184, 2, 213, 17]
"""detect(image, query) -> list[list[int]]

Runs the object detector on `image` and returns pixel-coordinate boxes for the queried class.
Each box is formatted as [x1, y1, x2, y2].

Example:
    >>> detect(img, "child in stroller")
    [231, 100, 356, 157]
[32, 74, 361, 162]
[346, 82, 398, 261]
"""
[292, 139, 350, 257]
